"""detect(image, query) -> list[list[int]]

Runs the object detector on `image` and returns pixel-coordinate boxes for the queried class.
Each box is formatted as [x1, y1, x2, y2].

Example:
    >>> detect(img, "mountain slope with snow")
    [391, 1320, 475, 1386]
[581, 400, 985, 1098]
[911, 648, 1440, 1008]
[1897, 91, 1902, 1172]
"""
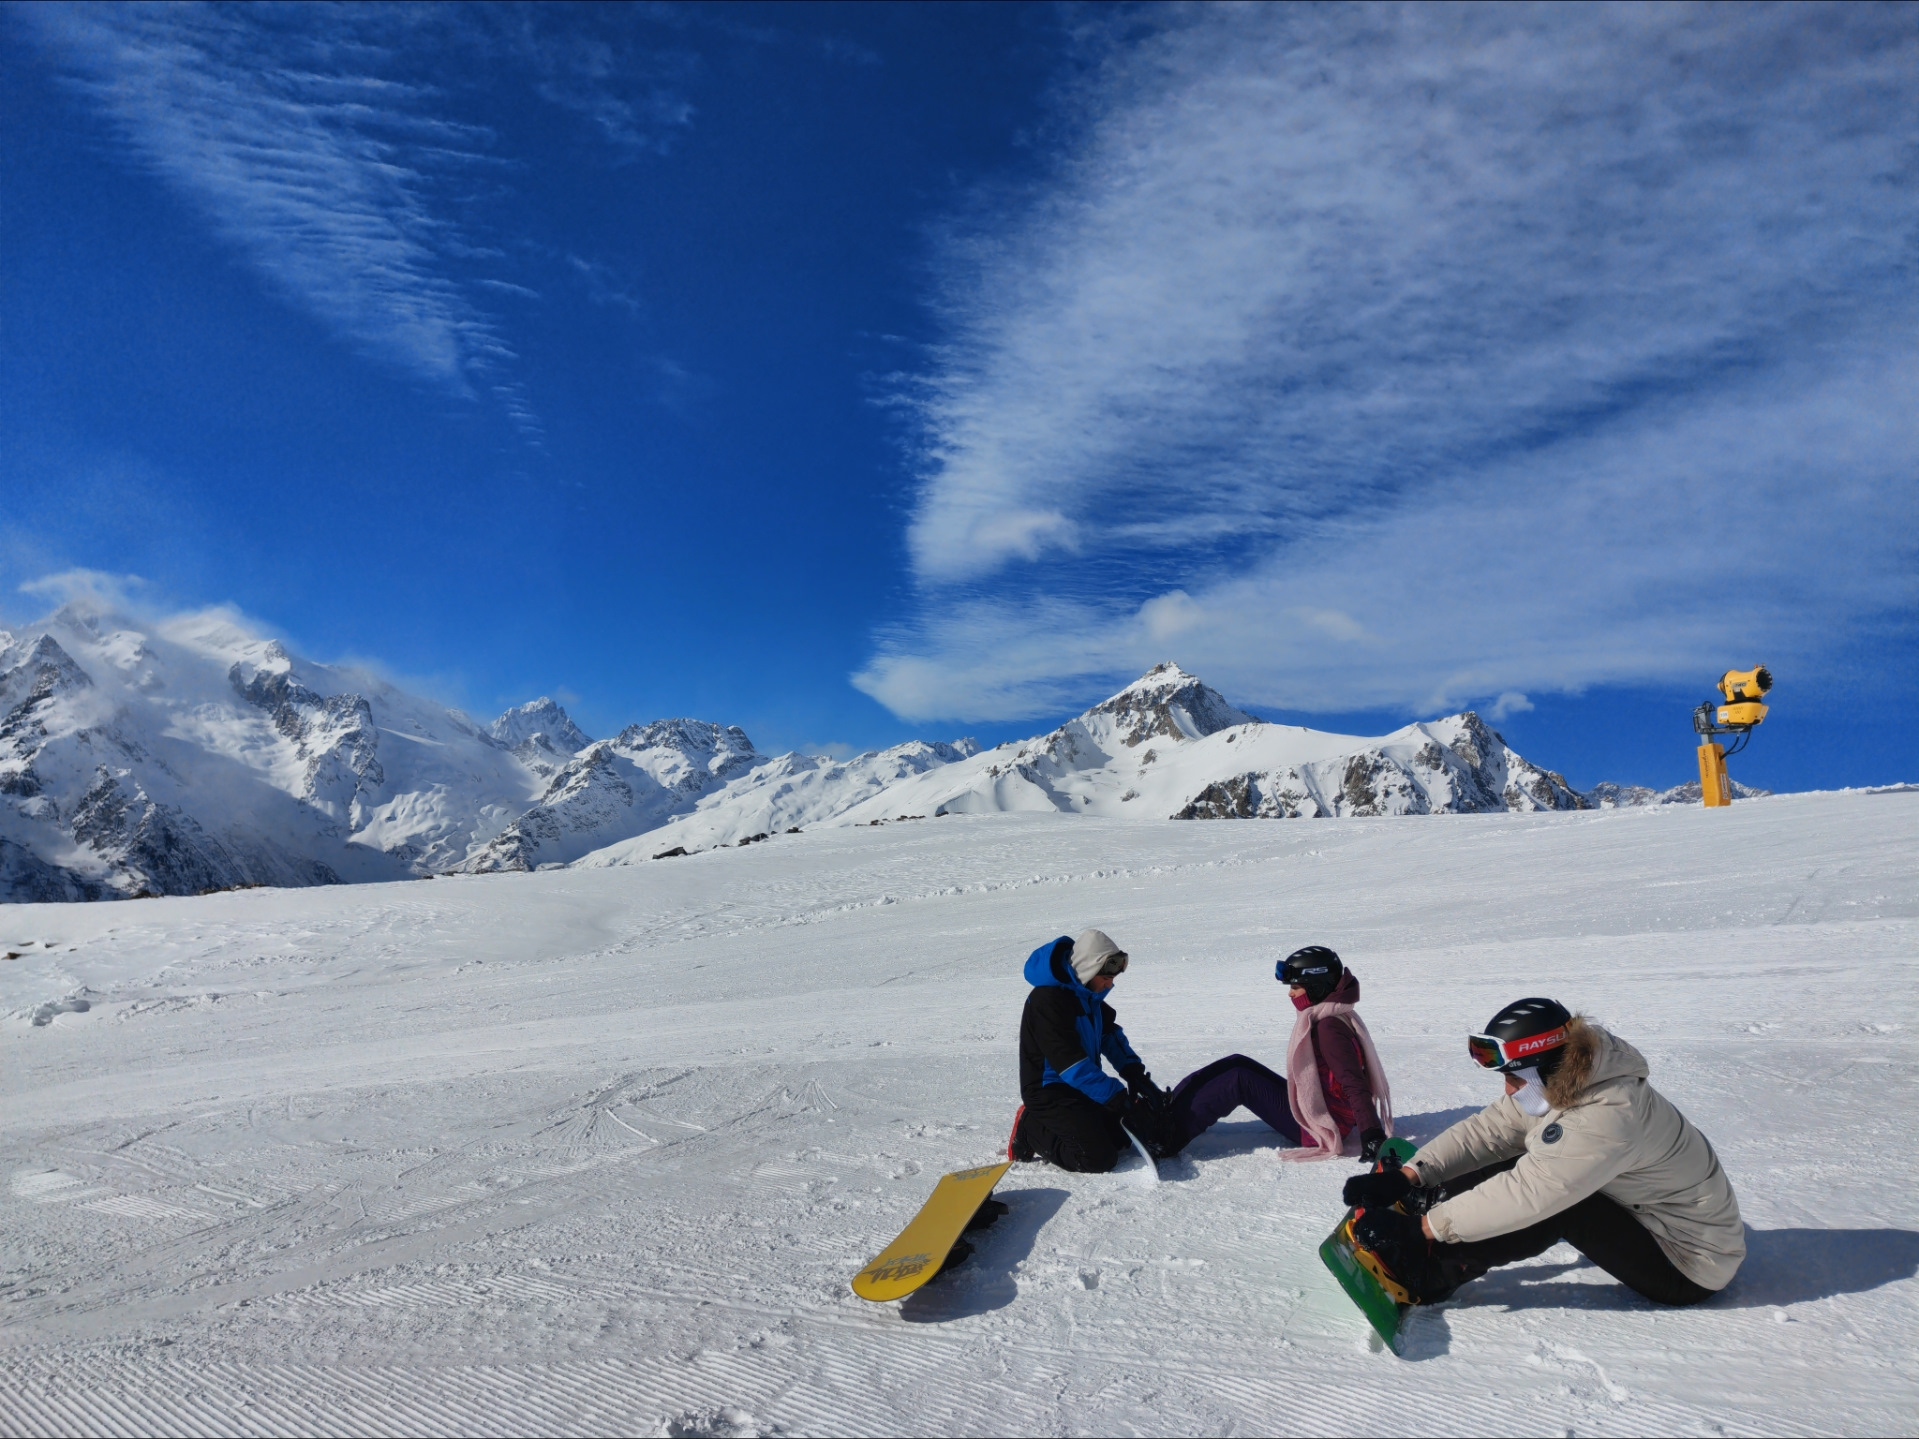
[810, 663, 1584, 833]
[579, 737, 985, 863]
[460, 719, 765, 872]
[0, 602, 550, 900]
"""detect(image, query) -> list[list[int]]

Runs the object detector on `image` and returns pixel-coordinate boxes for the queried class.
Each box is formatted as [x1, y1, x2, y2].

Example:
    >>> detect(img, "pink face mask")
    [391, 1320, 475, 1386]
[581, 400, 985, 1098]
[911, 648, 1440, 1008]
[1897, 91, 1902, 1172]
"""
[1290, 990, 1313, 1012]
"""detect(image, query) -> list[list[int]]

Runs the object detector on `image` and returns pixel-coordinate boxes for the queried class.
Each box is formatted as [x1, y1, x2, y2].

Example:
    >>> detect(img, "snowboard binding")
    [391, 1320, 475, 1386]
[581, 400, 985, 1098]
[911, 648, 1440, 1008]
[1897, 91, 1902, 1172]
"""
[938, 1197, 1010, 1274]
[1344, 1209, 1419, 1305]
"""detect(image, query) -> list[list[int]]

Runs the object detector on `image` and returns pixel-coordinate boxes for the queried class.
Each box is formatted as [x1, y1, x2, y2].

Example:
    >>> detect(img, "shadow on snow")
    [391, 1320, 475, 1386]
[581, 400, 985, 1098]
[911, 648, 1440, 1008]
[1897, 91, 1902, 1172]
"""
[899, 1186, 1072, 1323]
[1397, 1226, 1919, 1357]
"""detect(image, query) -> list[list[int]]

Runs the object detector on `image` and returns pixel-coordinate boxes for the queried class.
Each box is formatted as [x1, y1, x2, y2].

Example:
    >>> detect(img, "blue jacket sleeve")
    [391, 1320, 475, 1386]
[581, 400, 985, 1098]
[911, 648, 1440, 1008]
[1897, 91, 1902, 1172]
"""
[1059, 1056, 1125, 1105]
[1101, 1015, 1143, 1075]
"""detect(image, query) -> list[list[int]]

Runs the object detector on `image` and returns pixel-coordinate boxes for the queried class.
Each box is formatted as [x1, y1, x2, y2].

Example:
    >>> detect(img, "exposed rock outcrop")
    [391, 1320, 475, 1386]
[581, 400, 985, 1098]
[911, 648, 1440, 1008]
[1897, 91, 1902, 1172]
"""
[462, 720, 762, 872]
[1172, 712, 1585, 819]
[1584, 778, 1771, 807]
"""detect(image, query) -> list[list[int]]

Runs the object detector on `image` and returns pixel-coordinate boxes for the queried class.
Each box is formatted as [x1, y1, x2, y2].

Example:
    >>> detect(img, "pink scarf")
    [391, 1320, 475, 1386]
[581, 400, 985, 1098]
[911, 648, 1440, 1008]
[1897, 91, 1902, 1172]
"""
[1276, 1000, 1394, 1162]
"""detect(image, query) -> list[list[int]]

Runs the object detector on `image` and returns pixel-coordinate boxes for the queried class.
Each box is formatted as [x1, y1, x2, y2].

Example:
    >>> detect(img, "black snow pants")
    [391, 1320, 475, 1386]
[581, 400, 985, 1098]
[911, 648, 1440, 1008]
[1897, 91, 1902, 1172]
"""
[1437, 1159, 1715, 1307]
[1019, 1085, 1129, 1173]
[1019, 1055, 1305, 1174]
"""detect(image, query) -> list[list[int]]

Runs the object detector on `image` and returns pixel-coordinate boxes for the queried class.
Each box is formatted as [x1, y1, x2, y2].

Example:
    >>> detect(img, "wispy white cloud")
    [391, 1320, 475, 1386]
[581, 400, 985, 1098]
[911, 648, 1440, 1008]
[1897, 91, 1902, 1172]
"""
[1487, 692, 1534, 723]
[24, 2, 516, 399]
[17, 568, 149, 607]
[865, 3, 1919, 721]
[19, 3, 698, 440]
[505, 11, 696, 157]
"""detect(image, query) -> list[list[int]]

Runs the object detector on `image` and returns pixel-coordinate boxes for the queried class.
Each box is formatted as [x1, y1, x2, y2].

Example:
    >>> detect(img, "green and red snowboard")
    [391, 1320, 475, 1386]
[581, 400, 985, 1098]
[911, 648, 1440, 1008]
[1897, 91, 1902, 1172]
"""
[1318, 1136, 1420, 1348]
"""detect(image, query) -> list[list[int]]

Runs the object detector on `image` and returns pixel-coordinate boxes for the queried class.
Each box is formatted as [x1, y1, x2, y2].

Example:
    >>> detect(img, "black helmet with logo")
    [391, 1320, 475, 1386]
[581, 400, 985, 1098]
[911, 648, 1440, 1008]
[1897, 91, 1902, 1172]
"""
[1277, 945, 1344, 1005]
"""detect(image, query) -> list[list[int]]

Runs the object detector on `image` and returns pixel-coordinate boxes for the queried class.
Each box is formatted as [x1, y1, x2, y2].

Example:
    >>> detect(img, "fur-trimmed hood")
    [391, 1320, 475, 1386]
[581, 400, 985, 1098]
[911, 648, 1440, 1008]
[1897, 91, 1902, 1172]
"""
[1545, 1016, 1648, 1110]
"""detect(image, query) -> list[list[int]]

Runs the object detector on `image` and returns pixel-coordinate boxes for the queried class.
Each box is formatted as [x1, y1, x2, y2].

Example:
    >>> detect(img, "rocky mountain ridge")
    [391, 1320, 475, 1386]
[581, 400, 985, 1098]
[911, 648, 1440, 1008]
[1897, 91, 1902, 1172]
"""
[1583, 777, 1771, 807]
[461, 719, 764, 872]
[810, 663, 1586, 829]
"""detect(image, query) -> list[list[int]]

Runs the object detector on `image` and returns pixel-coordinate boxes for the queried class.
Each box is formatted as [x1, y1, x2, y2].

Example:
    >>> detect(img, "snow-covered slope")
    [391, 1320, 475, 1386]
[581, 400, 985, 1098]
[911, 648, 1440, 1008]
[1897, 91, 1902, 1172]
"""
[812, 663, 1584, 832]
[0, 601, 552, 899]
[580, 737, 984, 863]
[4, 794, 1913, 1435]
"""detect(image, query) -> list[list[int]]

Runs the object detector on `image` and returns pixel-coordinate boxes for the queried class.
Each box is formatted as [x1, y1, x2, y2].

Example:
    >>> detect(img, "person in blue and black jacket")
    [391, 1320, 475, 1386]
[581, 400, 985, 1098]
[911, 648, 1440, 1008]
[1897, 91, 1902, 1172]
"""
[1008, 929, 1301, 1172]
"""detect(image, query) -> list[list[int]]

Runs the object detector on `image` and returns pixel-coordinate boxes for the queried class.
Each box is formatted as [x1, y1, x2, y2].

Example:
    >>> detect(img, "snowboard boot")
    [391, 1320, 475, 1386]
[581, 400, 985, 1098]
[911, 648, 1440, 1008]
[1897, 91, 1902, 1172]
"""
[1128, 1105, 1180, 1160]
[1352, 1206, 1460, 1305]
[1007, 1106, 1036, 1163]
[966, 1198, 1009, 1232]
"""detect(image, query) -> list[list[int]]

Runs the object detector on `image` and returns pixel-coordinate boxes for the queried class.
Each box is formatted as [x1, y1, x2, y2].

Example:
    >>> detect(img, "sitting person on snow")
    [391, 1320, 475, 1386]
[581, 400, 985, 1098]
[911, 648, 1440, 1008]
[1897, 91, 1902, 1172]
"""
[1275, 945, 1394, 1164]
[1344, 998, 1744, 1307]
[1007, 933, 1391, 1171]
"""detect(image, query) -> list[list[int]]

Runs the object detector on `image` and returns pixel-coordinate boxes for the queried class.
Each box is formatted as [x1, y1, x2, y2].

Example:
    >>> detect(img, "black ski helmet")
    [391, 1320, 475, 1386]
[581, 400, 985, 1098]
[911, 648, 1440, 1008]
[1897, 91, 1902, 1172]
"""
[1477, 997, 1573, 1075]
[1278, 945, 1344, 1004]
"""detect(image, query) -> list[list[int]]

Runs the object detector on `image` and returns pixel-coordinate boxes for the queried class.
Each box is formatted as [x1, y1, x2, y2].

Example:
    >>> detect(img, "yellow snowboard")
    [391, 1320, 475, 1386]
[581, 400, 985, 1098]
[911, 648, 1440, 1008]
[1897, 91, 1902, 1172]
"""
[851, 1161, 1011, 1302]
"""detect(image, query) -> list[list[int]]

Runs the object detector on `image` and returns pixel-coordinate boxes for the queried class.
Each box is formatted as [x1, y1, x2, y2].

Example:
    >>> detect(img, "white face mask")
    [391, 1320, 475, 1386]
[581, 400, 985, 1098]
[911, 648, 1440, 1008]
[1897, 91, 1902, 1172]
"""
[1510, 1066, 1553, 1117]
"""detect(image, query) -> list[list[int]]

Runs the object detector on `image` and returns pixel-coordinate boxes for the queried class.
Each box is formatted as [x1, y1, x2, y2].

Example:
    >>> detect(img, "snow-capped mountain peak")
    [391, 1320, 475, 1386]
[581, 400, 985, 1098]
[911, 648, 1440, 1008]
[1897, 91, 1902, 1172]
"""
[812, 666, 1586, 828]
[1079, 661, 1259, 748]
[489, 697, 592, 755]
[1, 599, 547, 898]
[577, 734, 986, 864]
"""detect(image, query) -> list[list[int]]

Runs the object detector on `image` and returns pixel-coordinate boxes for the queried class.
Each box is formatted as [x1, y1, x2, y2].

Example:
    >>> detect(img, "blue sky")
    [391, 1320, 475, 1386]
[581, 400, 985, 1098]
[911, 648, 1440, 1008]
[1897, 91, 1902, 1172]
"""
[2, 2, 1914, 794]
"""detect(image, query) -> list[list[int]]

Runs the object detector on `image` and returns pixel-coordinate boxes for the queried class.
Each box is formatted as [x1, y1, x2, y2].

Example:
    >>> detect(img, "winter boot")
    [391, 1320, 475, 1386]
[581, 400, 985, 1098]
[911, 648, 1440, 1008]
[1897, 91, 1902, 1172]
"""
[1007, 1105, 1036, 1162]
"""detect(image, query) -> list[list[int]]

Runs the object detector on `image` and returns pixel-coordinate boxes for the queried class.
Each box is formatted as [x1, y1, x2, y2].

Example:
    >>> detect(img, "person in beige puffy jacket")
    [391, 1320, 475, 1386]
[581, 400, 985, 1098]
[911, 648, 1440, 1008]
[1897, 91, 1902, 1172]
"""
[1343, 997, 1744, 1307]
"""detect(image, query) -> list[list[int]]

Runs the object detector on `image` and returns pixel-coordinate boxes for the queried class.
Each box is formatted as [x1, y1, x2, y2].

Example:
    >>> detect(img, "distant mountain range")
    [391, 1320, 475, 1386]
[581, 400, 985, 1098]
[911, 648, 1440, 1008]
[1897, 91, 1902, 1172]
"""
[0, 604, 1762, 902]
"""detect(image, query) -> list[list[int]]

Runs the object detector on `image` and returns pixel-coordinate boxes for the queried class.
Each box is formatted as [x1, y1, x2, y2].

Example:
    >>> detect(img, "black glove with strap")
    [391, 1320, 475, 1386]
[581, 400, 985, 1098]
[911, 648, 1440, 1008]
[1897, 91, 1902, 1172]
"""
[1123, 1065, 1172, 1113]
[1342, 1166, 1414, 1211]
[1358, 1127, 1387, 1163]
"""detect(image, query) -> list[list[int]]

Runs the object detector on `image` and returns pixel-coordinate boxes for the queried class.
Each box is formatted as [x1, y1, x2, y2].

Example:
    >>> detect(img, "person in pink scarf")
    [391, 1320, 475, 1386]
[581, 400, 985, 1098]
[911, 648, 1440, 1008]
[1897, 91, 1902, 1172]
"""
[1274, 946, 1395, 1163]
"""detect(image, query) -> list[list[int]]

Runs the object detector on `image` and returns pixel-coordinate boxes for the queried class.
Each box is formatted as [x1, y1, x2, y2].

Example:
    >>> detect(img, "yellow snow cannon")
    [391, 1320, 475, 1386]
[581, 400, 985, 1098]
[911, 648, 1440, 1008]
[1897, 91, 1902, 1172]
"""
[1715, 666, 1772, 728]
[1691, 665, 1772, 807]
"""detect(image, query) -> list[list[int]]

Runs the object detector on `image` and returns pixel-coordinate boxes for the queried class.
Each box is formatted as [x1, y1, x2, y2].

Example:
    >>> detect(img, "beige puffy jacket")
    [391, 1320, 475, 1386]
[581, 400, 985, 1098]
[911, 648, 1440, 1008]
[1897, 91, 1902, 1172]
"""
[1409, 1019, 1745, 1291]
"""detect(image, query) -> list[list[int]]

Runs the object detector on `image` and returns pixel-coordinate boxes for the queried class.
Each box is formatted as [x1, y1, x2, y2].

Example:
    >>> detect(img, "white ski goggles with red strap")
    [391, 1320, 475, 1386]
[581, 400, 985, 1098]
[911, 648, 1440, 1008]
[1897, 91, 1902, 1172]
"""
[1467, 1025, 1568, 1071]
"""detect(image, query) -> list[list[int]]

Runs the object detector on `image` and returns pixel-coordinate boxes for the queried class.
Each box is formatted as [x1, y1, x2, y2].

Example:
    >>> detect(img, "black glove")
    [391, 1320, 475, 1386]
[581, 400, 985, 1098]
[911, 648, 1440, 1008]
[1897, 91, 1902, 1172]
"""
[1342, 1167, 1414, 1211]
[1358, 1127, 1387, 1163]
[1354, 1204, 1422, 1249]
[1125, 1068, 1172, 1112]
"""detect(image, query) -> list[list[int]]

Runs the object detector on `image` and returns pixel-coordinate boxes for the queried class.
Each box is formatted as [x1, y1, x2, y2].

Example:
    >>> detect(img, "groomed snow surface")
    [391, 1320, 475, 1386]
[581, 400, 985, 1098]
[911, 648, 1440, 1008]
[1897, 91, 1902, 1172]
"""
[3, 791, 1915, 1437]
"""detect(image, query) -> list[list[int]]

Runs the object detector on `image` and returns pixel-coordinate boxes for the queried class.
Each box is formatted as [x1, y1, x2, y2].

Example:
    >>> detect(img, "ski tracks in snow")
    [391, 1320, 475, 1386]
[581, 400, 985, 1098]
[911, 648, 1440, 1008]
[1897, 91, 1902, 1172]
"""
[3, 797, 1916, 1435]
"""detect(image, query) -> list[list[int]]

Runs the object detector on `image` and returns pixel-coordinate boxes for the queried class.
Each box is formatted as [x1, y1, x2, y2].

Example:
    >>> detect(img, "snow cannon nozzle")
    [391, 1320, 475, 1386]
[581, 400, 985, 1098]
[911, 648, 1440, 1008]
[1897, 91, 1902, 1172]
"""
[1719, 666, 1771, 704]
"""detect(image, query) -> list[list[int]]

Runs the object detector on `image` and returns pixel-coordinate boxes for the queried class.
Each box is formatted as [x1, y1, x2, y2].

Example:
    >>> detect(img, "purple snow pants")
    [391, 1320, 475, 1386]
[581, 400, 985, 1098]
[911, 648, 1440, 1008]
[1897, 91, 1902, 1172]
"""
[1163, 1053, 1302, 1153]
